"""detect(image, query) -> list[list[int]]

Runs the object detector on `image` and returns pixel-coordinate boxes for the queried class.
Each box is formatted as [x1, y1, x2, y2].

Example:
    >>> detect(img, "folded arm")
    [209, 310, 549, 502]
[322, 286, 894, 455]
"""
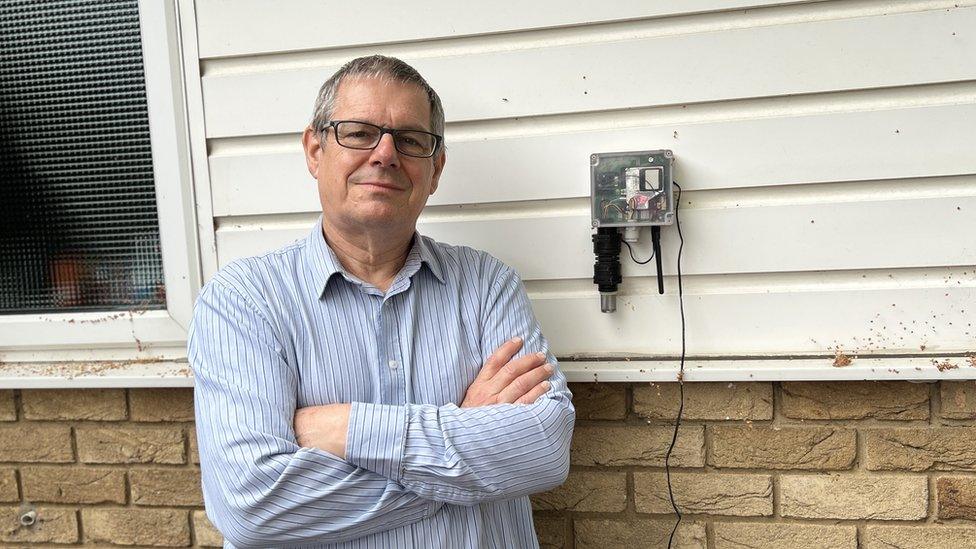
[342, 266, 575, 505]
[190, 280, 442, 549]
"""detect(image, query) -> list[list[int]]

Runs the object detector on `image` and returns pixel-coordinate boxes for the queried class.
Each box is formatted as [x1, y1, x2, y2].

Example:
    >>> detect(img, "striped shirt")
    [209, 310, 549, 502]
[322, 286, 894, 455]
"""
[188, 218, 575, 549]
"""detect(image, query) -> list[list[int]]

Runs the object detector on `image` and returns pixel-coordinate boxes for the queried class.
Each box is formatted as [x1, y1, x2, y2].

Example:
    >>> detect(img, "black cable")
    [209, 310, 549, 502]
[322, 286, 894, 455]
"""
[621, 239, 654, 265]
[665, 182, 686, 548]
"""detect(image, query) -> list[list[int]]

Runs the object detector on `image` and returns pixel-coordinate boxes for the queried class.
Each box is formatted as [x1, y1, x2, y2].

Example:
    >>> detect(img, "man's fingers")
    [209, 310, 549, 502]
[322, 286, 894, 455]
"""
[489, 351, 547, 392]
[515, 381, 551, 405]
[476, 336, 524, 380]
[497, 362, 553, 403]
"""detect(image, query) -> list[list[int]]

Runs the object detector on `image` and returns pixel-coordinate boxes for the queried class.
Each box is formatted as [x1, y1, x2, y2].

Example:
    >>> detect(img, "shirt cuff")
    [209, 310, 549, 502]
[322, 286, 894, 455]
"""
[346, 401, 408, 482]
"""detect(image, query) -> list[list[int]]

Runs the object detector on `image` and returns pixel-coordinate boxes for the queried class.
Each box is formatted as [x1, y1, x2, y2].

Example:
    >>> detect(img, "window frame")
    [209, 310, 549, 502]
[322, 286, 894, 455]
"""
[0, 0, 201, 363]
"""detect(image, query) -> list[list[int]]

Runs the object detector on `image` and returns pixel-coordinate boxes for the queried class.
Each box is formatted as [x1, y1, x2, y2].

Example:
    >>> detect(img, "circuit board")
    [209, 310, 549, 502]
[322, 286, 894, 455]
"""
[590, 150, 674, 228]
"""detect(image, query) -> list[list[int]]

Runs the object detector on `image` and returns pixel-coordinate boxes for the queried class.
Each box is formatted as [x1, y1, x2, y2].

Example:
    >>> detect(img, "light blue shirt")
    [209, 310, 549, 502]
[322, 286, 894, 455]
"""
[188, 219, 574, 548]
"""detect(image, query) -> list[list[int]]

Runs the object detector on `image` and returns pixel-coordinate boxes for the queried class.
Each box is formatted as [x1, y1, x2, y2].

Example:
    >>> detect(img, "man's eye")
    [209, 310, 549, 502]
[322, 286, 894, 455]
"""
[400, 136, 421, 147]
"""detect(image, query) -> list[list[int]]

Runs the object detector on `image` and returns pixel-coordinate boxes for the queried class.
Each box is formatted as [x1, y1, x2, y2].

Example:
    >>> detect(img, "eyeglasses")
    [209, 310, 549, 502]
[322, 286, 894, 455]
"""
[321, 120, 442, 158]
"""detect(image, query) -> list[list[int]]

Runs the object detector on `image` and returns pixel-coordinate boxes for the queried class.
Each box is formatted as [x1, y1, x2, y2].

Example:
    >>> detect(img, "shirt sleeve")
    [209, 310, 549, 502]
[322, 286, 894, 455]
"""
[345, 264, 575, 505]
[189, 279, 442, 549]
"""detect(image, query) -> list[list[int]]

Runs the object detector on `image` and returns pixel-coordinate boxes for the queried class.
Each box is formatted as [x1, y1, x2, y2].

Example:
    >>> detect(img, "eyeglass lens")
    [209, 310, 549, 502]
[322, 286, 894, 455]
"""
[334, 121, 436, 157]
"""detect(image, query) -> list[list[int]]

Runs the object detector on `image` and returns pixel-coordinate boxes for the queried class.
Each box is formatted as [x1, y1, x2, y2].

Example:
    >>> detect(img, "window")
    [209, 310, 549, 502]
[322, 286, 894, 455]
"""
[0, 0, 200, 366]
[1, 0, 166, 314]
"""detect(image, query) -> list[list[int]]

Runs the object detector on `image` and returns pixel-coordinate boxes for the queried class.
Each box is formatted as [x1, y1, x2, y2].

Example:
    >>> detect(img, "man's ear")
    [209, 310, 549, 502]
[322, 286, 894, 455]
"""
[429, 150, 446, 195]
[301, 126, 321, 178]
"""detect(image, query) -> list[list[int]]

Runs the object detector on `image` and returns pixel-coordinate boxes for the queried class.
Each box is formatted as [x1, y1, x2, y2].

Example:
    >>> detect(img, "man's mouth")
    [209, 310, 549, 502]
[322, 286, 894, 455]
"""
[357, 181, 404, 191]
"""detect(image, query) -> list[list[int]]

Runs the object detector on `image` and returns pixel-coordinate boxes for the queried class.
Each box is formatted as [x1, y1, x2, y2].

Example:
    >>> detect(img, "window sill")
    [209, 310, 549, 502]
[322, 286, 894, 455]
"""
[0, 360, 193, 389]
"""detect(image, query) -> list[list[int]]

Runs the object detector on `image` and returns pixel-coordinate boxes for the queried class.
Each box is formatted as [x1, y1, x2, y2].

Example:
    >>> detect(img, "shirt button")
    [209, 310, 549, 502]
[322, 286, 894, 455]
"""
[388, 360, 399, 370]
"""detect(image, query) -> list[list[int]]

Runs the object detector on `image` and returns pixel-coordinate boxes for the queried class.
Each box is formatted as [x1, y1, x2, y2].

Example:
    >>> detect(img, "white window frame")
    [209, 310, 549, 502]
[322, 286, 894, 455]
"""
[0, 1, 201, 369]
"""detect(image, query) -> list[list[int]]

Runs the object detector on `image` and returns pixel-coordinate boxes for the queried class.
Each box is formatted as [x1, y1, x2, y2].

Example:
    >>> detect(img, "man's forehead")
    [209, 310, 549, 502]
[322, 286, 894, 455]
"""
[332, 76, 431, 126]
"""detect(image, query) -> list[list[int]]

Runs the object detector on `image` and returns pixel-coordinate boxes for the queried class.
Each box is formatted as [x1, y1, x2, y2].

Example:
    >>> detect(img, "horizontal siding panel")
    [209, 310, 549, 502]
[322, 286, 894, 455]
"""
[189, 2, 976, 367]
[209, 103, 976, 216]
[195, 0, 816, 59]
[201, 8, 976, 137]
[535, 280, 974, 355]
[213, 194, 975, 277]
[564, 357, 976, 382]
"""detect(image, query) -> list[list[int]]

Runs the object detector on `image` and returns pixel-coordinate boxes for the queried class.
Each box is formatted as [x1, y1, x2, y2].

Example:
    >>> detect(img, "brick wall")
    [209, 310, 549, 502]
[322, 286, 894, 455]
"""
[537, 381, 976, 549]
[0, 382, 973, 547]
[0, 389, 218, 546]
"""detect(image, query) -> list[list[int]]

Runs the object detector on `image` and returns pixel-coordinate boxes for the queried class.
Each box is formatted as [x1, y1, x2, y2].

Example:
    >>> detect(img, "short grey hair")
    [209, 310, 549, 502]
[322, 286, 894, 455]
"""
[310, 55, 445, 149]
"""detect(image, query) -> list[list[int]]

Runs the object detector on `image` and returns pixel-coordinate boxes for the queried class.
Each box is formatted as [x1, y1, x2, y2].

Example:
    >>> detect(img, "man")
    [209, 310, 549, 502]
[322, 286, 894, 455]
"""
[189, 55, 574, 548]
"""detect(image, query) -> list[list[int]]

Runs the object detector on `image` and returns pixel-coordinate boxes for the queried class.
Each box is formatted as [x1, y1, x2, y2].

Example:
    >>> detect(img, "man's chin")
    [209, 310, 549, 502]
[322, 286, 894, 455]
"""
[348, 208, 415, 231]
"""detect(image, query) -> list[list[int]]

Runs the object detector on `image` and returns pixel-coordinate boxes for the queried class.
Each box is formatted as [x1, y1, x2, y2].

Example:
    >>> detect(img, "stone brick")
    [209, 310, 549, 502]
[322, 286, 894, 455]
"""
[193, 511, 223, 547]
[865, 428, 976, 471]
[569, 383, 626, 420]
[0, 391, 15, 421]
[634, 472, 772, 516]
[129, 388, 195, 422]
[575, 519, 706, 549]
[188, 427, 200, 464]
[0, 506, 78, 543]
[83, 508, 190, 546]
[0, 425, 72, 463]
[941, 381, 976, 419]
[781, 474, 927, 520]
[713, 523, 857, 549]
[782, 381, 929, 420]
[0, 469, 17, 502]
[863, 526, 976, 549]
[21, 467, 125, 504]
[571, 425, 704, 467]
[634, 382, 772, 420]
[532, 516, 566, 549]
[531, 471, 626, 512]
[938, 476, 976, 520]
[131, 469, 203, 506]
[709, 426, 855, 470]
[21, 389, 126, 421]
[76, 425, 184, 464]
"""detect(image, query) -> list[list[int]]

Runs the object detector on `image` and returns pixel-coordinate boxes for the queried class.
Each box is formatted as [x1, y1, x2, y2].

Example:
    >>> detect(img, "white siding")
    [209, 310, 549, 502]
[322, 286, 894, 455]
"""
[189, 1, 976, 377]
[194, 0, 821, 58]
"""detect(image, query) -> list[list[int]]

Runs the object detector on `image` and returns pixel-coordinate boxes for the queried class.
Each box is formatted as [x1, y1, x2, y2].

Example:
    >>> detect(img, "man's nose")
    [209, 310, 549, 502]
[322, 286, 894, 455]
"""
[369, 133, 400, 168]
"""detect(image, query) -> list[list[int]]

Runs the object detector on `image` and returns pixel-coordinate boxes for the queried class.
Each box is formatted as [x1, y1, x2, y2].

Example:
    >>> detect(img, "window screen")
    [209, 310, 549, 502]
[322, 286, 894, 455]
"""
[0, 0, 166, 315]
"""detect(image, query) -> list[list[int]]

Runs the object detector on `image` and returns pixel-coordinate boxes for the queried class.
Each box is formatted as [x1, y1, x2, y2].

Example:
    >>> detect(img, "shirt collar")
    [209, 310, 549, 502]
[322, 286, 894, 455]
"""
[413, 229, 446, 284]
[304, 216, 446, 299]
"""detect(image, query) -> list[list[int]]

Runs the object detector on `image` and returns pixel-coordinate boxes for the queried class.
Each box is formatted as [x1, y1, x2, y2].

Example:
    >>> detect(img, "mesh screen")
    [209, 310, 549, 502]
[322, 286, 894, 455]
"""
[0, 0, 166, 315]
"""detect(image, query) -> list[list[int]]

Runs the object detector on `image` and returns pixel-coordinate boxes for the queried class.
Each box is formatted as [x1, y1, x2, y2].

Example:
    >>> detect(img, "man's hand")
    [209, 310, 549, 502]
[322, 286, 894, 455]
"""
[461, 337, 553, 408]
[294, 403, 351, 458]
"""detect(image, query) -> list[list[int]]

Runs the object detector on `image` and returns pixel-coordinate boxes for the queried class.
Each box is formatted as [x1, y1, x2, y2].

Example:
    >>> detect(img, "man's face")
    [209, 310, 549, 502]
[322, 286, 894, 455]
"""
[302, 77, 445, 235]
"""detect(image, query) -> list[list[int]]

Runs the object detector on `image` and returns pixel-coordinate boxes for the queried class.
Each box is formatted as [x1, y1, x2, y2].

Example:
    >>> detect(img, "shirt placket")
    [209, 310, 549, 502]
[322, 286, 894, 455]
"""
[375, 293, 407, 406]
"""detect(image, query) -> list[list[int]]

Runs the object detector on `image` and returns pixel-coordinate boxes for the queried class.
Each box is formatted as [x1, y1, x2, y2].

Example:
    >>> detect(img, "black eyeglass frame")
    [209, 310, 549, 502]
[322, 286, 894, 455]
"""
[320, 120, 443, 158]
